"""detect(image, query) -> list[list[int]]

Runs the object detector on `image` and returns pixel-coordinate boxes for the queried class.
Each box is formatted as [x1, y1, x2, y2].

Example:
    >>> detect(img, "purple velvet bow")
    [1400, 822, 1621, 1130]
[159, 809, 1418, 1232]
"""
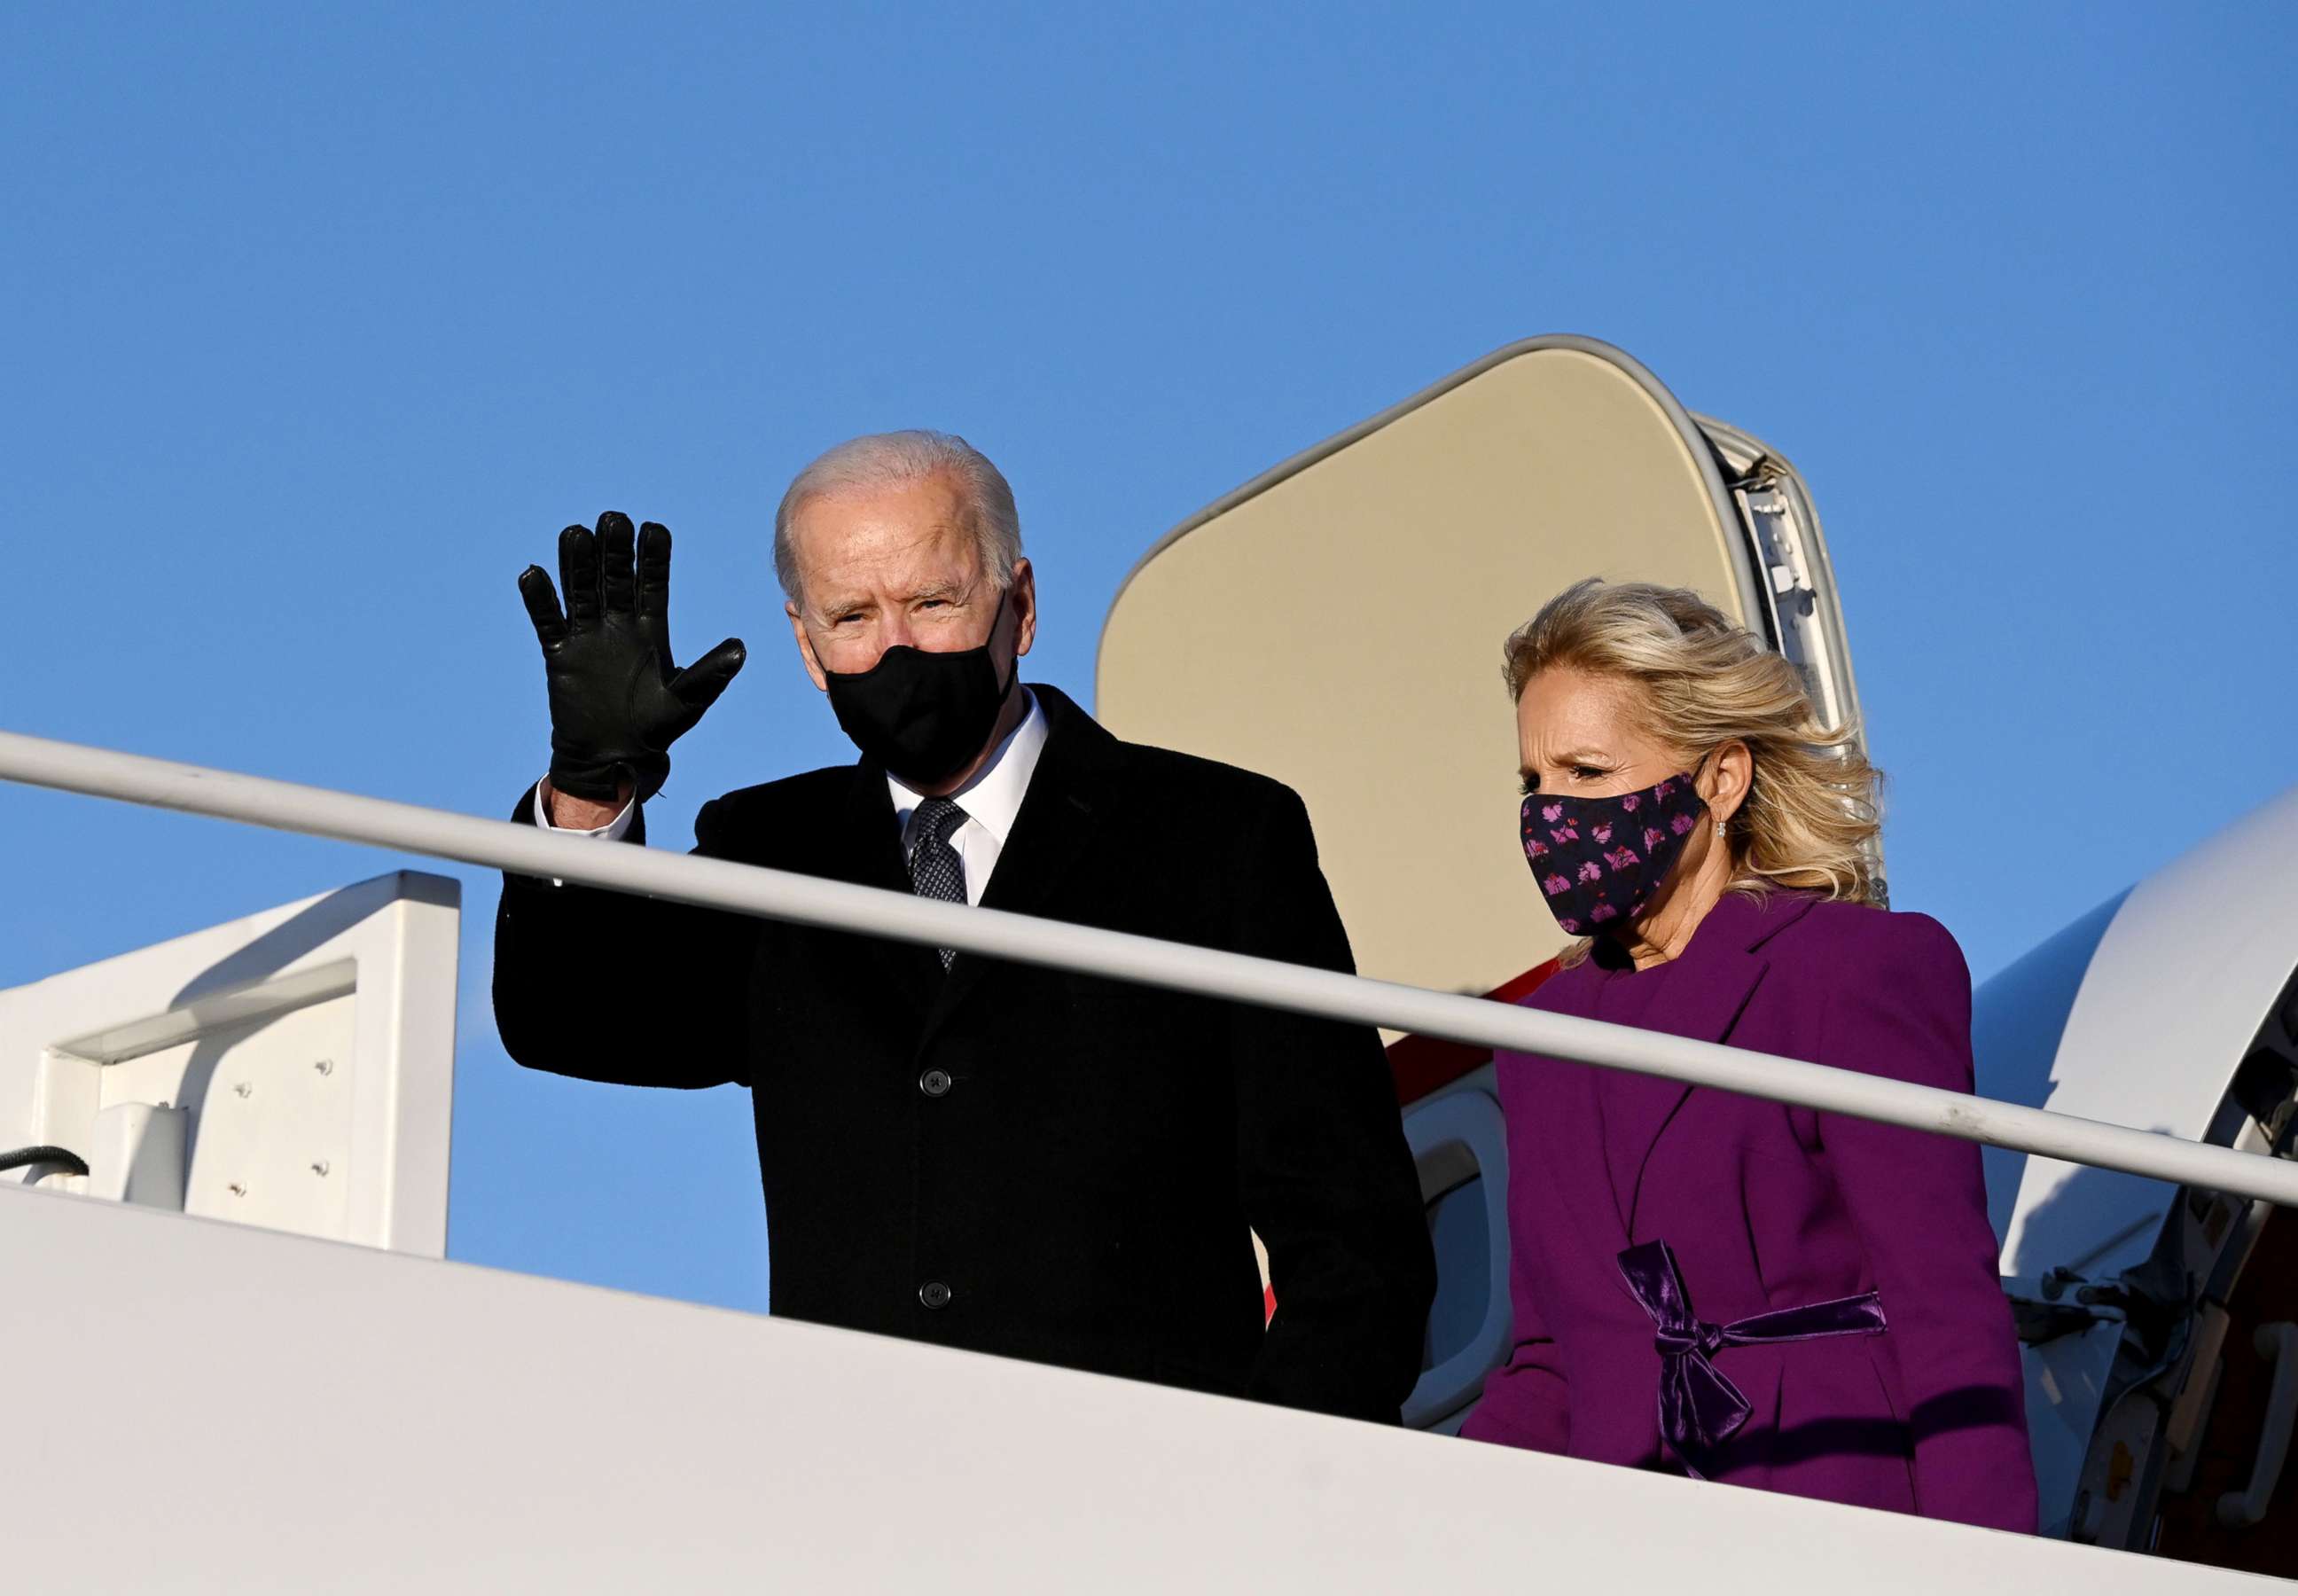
[1616, 1240, 1887, 1480]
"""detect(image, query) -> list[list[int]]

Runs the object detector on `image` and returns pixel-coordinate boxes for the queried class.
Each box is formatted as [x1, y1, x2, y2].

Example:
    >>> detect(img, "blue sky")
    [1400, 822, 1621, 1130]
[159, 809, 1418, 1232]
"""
[4, 4, 2293, 1312]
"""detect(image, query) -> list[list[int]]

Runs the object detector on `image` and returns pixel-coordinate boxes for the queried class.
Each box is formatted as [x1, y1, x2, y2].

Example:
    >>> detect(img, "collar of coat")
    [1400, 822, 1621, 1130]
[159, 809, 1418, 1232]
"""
[1542, 888, 1828, 1244]
[832, 683, 1123, 1042]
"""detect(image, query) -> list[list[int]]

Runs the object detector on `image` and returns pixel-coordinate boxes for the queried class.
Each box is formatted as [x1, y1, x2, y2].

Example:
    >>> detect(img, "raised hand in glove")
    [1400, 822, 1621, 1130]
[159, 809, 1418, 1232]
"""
[518, 512, 746, 802]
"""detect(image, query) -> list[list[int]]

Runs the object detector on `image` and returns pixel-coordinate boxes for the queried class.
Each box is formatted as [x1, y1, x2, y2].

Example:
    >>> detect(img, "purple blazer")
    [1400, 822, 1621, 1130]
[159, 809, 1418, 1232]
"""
[1460, 891, 2036, 1533]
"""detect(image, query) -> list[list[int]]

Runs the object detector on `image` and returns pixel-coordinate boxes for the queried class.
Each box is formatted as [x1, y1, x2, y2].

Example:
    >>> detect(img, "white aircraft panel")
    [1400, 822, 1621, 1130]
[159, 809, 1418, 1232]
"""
[0, 871, 458, 1257]
[0, 1185, 2263, 1593]
[145, 996, 358, 1232]
[1999, 785, 2298, 1282]
[1977, 785, 2298, 1542]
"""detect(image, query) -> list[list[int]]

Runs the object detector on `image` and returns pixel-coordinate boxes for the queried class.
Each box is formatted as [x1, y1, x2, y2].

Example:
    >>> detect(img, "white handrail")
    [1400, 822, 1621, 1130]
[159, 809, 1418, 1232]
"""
[4, 725, 2294, 1209]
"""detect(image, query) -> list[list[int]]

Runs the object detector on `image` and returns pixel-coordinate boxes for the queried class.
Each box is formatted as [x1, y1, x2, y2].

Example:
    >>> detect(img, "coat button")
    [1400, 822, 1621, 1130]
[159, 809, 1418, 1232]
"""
[918, 1068, 953, 1098]
[918, 1280, 953, 1310]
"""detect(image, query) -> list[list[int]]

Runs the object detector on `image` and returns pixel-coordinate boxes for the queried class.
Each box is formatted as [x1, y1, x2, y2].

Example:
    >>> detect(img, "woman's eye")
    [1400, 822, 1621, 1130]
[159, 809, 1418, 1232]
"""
[1518, 775, 1538, 796]
[1573, 765, 1605, 782]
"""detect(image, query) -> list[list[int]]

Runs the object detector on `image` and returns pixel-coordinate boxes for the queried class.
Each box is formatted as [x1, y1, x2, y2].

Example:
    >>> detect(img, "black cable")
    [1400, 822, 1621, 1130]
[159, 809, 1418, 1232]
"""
[0, 1145, 90, 1177]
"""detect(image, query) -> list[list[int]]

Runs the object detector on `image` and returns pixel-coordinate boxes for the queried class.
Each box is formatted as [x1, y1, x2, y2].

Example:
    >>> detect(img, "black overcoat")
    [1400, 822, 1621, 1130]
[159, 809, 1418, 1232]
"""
[493, 685, 1435, 1422]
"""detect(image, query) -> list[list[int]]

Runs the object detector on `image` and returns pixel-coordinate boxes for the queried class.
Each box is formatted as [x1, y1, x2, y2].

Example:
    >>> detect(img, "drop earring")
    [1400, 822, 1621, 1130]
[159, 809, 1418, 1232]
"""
[1714, 820, 1726, 839]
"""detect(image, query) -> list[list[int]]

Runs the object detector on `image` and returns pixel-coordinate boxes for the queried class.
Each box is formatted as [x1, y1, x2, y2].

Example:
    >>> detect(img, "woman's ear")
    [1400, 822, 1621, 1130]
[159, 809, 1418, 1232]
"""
[1706, 739, 1754, 825]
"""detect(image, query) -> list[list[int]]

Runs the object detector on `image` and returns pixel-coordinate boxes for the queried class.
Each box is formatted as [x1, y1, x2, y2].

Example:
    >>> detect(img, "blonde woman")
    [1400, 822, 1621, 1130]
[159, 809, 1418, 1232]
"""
[1459, 580, 2035, 1530]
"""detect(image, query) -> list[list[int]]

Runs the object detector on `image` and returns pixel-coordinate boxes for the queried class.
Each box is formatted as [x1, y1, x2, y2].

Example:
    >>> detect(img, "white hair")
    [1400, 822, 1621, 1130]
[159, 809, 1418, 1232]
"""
[774, 429, 1023, 606]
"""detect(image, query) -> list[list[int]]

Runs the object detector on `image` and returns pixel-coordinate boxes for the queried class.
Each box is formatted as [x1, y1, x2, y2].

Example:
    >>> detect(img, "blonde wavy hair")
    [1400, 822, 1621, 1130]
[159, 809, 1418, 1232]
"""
[1504, 578, 1884, 909]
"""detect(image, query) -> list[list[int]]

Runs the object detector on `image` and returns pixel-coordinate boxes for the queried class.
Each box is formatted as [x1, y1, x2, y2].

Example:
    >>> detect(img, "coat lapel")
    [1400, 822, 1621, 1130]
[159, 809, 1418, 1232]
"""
[1496, 963, 1632, 1258]
[914, 685, 1112, 1048]
[1598, 893, 1818, 1234]
[1598, 945, 1763, 1233]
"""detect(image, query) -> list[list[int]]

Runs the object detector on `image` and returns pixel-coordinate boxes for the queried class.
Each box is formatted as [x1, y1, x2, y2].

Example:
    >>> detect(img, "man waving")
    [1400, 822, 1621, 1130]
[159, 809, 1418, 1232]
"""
[493, 431, 1434, 1421]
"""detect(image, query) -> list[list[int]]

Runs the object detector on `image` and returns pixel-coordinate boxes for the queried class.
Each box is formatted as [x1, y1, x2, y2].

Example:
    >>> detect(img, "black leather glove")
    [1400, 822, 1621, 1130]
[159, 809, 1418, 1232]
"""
[518, 512, 746, 802]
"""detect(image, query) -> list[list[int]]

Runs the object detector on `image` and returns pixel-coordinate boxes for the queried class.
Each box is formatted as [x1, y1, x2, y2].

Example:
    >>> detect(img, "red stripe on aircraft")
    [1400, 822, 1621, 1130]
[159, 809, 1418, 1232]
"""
[1385, 960, 1559, 1107]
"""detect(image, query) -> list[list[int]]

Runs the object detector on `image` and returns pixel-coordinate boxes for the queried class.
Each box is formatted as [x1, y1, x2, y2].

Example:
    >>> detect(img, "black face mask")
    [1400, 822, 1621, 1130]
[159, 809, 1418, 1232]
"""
[823, 596, 1016, 786]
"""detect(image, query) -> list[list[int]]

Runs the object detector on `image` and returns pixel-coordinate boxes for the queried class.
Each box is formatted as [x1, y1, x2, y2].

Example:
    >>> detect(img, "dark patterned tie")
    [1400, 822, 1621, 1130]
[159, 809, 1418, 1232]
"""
[905, 797, 970, 968]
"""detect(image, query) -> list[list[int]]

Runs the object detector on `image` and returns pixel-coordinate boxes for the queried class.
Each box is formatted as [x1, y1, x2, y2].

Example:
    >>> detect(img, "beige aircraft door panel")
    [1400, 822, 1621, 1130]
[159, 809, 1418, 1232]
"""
[1098, 337, 1796, 999]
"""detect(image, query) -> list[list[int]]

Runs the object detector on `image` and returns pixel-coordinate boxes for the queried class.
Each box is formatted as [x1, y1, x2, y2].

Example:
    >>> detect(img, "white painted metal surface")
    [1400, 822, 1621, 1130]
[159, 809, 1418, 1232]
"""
[85, 1099, 187, 1206]
[1966, 786, 2298, 1535]
[3, 730, 2294, 1213]
[0, 870, 458, 1256]
[0, 1184, 2271, 1593]
[1400, 1074, 1512, 1430]
[1999, 783, 2298, 1279]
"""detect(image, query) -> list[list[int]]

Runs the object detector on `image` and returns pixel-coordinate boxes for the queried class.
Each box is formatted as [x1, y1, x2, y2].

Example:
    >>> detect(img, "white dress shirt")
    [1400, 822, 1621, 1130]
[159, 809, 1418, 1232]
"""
[531, 689, 1049, 908]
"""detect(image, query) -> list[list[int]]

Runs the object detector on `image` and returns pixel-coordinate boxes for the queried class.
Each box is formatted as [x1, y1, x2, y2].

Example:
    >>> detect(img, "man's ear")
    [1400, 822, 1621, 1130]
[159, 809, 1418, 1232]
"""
[1008, 558, 1038, 659]
[788, 602, 830, 692]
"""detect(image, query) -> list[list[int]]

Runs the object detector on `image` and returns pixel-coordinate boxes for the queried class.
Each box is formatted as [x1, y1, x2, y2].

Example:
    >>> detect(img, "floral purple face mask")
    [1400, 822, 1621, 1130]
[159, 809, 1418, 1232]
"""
[1521, 771, 1709, 936]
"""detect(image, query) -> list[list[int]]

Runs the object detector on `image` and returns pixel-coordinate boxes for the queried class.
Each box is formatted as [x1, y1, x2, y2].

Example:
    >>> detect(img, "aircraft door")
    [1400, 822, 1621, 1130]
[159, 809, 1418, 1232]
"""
[1096, 334, 1870, 1003]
